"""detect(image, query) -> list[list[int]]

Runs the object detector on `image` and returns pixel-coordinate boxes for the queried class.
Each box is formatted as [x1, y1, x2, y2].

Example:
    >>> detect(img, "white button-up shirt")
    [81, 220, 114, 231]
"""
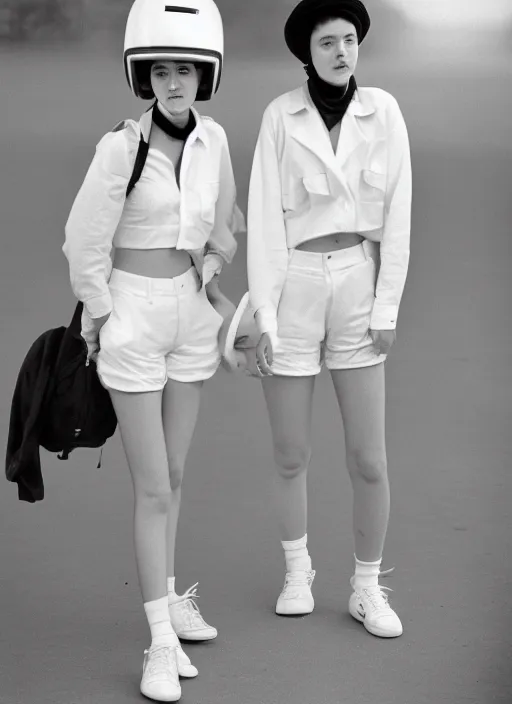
[63, 107, 245, 320]
[247, 84, 412, 334]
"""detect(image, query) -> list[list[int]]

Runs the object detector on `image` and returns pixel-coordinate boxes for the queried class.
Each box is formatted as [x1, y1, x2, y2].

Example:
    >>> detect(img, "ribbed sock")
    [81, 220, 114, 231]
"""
[144, 595, 178, 648]
[281, 534, 312, 573]
[353, 554, 382, 589]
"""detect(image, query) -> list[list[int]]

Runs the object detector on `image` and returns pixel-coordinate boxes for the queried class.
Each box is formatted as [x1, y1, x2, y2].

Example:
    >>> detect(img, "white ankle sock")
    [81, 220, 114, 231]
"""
[144, 596, 178, 648]
[354, 554, 382, 588]
[281, 534, 312, 573]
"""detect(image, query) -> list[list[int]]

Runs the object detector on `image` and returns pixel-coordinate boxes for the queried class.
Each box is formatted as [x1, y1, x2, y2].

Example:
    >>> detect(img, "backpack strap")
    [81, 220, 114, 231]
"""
[69, 300, 84, 335]
[111, 120, 127, 133]
[126, 134, 149, 198]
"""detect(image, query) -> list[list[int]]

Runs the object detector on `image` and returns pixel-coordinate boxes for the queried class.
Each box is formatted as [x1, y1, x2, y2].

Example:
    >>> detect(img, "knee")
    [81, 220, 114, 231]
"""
[136, 482, 172, 514]
[274, 442, 311, 480]
[168, 457, 185, 492]
[347, 449, 387, 484]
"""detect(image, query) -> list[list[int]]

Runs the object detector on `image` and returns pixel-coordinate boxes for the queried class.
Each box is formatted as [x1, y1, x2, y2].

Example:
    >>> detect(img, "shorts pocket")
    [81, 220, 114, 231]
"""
[276, 269, 324, 342]
[98, 290, 135, 353]
[201, 288, 224, 327]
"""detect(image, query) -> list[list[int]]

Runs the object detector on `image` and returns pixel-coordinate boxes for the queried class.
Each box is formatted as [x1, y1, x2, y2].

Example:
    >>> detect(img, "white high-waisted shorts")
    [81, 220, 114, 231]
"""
[271, 242, 385, 376]
[96, 267, 223, 392]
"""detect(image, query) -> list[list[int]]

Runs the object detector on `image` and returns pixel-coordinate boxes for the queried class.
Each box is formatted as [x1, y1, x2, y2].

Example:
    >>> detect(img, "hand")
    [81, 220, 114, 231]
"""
[83, 313, 111, 362]
[370, 328, 396, 356]
[255, 333, 274, 377]
[202, 254, 223, 288]
[240, 347, 265, 377]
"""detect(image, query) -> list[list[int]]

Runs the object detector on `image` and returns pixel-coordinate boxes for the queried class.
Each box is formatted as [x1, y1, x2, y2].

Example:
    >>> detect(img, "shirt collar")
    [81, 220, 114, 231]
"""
[190, 106, 210, 148]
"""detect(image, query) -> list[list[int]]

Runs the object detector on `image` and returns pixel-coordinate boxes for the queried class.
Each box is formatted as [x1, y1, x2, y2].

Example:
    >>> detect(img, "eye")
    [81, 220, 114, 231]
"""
[323, 41, 333, 48]
[178, 67, 190, 75]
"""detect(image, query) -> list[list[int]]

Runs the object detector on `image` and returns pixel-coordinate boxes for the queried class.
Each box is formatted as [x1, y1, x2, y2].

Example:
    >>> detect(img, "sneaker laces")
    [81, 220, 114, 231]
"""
[352, 566, 395, 613]
[170, 583, 209, 630]
[282, 569, 316, 599]
[144, 645, 176, 678]
[362, 584, 394, 614]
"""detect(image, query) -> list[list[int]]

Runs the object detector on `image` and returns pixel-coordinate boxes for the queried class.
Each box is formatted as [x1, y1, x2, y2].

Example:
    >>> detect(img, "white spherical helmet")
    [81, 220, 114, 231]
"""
[124, 0, 224, 101]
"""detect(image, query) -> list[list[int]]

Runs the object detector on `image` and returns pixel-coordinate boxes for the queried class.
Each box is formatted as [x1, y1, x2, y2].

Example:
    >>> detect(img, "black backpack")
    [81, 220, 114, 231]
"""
[39, 301, 118, 464]
[41, 122, 150, 464]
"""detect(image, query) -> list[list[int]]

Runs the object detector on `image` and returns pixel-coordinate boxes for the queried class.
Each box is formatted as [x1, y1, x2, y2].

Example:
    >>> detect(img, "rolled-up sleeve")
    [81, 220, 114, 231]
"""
[63, 128, 135, 319]
[203, 126, 245, 278]
[247, 106, 289, 339]
[370, 99, 412, 331]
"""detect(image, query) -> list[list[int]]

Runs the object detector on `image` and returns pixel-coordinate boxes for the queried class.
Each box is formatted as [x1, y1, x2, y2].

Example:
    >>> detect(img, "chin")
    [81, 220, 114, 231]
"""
[330, 72, 352, 86]
[164, 99, 187, 114]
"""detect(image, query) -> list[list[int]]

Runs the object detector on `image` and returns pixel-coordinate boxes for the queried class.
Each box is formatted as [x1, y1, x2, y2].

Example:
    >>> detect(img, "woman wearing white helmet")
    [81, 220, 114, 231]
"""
[225, 0, 411, 639]
[63, 1, 244, 700]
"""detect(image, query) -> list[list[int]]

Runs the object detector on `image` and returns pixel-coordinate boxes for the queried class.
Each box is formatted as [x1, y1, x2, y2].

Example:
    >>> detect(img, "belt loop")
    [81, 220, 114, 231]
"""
[148, 277, 153, 305]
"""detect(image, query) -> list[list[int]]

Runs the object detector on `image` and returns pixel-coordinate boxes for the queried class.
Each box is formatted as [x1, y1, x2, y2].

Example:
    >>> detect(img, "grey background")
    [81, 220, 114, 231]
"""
[1, 1, 511, 703]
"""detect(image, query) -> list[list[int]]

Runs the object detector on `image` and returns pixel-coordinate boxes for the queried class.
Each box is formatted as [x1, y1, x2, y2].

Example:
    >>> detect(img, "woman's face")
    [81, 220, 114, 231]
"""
[150, 60, 201, 115]
[310, 17, 359, 86]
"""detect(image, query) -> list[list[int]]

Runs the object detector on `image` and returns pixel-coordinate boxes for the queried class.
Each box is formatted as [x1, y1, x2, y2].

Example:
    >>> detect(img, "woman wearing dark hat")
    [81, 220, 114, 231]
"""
[236, 0, 411, 638]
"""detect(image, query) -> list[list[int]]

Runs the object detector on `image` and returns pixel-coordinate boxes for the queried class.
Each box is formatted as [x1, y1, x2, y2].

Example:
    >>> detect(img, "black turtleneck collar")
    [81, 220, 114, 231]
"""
[152, 102, 196, 141]
[306, 67, 357, 132]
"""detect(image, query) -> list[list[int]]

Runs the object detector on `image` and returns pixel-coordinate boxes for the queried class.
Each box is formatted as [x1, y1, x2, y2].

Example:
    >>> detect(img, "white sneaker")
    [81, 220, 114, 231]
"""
[349, 575, 403, 638]
[169, 583, 218, 642]
[174, 641, 198, 678]
[276, 569, 316, 616]
[140, 645, 181, 702]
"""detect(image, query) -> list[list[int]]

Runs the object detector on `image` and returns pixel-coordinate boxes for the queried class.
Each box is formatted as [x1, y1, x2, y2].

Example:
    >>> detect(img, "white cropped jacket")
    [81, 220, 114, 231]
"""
[63, 107, 245, 320]
[247, 84, 412, 335]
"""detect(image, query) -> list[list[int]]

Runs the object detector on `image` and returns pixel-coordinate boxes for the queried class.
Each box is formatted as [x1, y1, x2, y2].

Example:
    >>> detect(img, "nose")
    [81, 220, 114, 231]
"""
[336, 41, 347, 56]
[169, 71, 180, 91]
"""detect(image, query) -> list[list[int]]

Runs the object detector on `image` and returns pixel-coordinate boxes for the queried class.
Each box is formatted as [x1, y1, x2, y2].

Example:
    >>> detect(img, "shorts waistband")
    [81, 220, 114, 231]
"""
[109, 267, 199, 297]
[289, 242, 369, 271]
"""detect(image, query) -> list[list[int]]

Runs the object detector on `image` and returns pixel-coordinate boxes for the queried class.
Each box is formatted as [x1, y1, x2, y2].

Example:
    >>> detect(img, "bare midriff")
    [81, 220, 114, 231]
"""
[113, 247, 193, 279]
[295, 231, 363, 253]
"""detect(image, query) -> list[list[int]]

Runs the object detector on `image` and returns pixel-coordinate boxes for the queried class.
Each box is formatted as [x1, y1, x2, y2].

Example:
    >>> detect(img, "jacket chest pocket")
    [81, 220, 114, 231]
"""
[359, 169, 386, 229]
[283, 172, 331, 213]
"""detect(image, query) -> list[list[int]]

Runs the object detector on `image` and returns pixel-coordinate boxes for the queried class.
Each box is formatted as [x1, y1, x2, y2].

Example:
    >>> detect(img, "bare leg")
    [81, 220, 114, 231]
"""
[162, 379, 203, 580]
[163, 379, 218, 641]
[330, 363, 389, 562]
[261, 375, 316, 541]
[109, 389, 170, 603]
